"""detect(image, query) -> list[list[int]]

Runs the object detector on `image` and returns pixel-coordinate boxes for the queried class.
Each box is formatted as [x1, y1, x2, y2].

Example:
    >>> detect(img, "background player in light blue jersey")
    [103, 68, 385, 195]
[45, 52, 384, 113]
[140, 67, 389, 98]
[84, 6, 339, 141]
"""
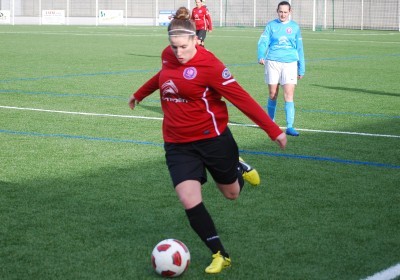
[257, 1, 305, 136]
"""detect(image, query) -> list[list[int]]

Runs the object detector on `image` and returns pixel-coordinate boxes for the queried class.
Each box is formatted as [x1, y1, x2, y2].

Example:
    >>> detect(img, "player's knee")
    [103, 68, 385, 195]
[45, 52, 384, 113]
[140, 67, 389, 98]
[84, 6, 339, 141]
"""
[268, 92, 278, 100]
[224, 191, 239, 200]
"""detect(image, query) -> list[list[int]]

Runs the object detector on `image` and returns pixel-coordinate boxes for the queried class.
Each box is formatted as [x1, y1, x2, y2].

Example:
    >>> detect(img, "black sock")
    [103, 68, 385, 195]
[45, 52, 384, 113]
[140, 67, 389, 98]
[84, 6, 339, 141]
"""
[185, 202, 228, 257]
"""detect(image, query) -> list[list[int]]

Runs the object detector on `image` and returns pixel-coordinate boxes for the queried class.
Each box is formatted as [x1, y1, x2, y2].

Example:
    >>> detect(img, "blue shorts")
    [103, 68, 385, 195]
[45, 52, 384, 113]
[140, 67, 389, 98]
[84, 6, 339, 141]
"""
[164, 128, 239, 187]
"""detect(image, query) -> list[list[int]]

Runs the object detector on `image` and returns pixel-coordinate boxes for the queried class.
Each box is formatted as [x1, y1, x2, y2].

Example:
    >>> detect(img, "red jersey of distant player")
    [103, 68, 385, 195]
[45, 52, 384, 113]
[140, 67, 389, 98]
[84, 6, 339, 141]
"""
[191, 5, 212, 31]
[133, 46, 282, 144]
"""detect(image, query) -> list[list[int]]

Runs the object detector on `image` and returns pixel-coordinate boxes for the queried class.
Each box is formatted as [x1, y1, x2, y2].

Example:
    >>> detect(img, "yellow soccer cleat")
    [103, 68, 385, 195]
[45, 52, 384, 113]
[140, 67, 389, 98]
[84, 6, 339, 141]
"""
[239, 157, 260, 186]
[205, 251, 231, 274]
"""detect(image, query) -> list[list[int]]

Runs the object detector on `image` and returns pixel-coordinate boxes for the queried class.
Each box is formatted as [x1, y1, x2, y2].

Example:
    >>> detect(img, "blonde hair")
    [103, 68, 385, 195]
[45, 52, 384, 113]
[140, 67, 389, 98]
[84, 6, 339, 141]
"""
[168, 7, 196, 37]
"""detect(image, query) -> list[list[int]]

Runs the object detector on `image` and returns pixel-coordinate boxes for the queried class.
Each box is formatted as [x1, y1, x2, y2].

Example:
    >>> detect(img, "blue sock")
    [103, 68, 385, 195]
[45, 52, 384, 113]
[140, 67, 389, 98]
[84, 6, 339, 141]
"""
[267, 98, 277, 121]
[285, 101, 295, 128]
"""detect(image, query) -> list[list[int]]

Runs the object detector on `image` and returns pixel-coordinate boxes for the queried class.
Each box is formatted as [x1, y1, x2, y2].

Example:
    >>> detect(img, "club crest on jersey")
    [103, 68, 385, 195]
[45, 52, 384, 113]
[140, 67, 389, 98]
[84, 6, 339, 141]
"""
[222, 68, 232, 79]
[183, 67, 197, 80]
[286, 27, 293, 34]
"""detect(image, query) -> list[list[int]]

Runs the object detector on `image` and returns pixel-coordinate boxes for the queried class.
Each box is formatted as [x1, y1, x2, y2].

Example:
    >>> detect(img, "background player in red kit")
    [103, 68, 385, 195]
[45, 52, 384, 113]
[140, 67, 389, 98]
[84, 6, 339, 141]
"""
[128, 7, 287, 274]
[191, 0, 212, 46]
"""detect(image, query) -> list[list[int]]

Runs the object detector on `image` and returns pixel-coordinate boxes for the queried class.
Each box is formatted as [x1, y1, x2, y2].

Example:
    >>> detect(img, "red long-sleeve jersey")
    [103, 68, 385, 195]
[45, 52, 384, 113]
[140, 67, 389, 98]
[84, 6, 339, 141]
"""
[133, 46, 282, 144]
[191, 6, 212, 31]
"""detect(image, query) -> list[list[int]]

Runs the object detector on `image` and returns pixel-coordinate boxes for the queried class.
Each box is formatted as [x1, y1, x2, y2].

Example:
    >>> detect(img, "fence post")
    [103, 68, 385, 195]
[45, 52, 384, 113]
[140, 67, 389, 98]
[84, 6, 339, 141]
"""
[66, 0, 69, 25]
[95, 0, 97, 26]
[361, 0, 364, 30]
[253, 0, 256, 27]
[312, 0, 316, 31]
[12, 0, 15, 25]
[125, 0, 127, 26]
[219, 0, 222, 27]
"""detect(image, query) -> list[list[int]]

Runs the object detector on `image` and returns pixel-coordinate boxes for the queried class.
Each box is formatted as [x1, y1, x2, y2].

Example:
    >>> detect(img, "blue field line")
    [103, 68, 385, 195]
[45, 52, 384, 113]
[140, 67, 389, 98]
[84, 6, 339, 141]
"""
[3, 53, 399, 84]
[218, 54, 400, 68]
[0, 89, 127, 100]
[0, 129, 162, 147]
[240, 149, 400, 169]
[1, 129, 399, 169]
[0, 68, 159, 83]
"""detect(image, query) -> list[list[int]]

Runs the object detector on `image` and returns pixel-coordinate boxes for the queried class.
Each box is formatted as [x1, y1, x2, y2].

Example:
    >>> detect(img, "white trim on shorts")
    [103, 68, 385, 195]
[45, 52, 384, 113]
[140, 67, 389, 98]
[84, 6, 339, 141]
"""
[264, 60, 298, 85]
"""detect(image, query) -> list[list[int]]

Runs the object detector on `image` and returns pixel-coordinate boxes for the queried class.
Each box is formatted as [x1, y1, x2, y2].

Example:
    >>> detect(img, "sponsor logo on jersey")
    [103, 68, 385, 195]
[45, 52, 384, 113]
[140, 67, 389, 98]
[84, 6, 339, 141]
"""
[161, 80, 188, 103]
[183, 67, 197, 80]
[222, 68, 232, 79]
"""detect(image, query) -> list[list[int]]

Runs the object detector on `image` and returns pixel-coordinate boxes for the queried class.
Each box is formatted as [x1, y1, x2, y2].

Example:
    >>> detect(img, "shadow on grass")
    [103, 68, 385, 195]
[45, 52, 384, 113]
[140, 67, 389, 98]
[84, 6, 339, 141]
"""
[138, 104, 163, 115]
[127, 53, 159, 58]
[0, 158, 192, 279]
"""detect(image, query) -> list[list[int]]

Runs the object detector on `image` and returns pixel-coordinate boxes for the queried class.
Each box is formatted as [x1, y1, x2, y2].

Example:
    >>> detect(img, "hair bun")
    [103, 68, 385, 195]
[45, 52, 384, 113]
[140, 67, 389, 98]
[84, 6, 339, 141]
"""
[174, 7, 190, 20]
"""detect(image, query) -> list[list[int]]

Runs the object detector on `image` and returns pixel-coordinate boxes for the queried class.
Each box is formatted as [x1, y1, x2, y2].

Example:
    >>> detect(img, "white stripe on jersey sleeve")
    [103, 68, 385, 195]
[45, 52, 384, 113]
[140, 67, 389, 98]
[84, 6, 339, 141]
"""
[222, 79, 236, 86]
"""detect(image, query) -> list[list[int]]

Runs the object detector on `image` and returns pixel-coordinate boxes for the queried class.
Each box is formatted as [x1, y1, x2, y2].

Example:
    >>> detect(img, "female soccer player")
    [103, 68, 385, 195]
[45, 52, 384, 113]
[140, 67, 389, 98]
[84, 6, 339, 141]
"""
[191, 0, 212, 47]
[129, 7, 287, 274]
[257, 1, 305, 136]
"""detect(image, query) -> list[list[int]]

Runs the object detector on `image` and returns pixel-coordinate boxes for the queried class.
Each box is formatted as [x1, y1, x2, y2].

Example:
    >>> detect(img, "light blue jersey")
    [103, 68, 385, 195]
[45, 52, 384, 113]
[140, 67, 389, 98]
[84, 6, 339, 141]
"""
[258, 19, 305, 76]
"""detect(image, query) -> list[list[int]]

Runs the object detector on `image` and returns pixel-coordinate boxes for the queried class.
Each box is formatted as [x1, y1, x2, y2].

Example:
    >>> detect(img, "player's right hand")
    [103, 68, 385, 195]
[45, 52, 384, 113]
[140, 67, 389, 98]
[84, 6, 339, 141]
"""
[128, 95, 139, 110]
[275, 132, 287, 150]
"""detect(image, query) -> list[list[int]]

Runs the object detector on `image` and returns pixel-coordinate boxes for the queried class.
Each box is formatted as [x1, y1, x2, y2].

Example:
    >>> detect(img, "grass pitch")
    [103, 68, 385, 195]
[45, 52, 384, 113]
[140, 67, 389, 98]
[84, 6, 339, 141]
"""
[1, 25, 399, 279]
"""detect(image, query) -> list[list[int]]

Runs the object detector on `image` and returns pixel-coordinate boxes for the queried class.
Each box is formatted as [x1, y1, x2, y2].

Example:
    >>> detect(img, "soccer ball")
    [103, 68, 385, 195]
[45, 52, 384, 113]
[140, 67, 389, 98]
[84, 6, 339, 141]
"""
[151, 239, 191, 277]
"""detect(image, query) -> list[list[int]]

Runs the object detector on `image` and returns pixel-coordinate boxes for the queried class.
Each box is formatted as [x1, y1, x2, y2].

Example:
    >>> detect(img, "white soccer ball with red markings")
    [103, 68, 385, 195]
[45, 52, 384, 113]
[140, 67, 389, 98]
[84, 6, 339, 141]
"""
[151, 239, 191, 278]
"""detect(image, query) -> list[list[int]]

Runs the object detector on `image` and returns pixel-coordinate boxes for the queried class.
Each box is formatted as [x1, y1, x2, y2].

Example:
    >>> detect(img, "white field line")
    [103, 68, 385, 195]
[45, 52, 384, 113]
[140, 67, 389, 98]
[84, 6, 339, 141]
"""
[305, 38, 400, 44]
[361, 263, 400, 280]
[0, 105, 162, 120]
[1, 105, 400, 139]
[1, 30, 400, 45]
[0, 31, 164, 37]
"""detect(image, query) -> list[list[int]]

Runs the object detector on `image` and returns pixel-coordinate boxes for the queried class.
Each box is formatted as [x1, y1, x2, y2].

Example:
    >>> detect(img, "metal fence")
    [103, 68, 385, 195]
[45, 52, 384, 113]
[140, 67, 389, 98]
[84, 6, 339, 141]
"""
[1, 0, 399, 31]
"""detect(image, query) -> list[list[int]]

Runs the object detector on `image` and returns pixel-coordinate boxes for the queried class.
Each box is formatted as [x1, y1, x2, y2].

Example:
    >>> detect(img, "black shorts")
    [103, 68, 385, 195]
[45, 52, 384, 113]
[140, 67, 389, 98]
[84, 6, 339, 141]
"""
[164, 128, 239, 187]
[196, 29, 207, 41]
